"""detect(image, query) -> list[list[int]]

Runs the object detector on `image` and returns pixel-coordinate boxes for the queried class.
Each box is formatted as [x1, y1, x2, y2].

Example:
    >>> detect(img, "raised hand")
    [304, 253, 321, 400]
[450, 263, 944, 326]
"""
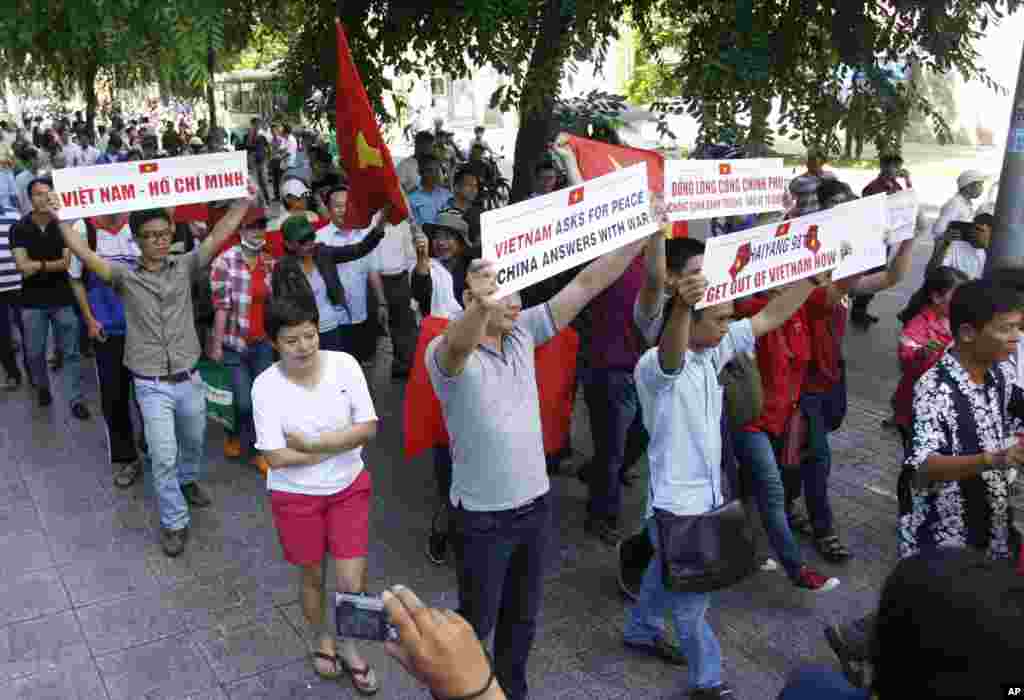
[676, 272, 708, 308]
[465, 260, 502, 312]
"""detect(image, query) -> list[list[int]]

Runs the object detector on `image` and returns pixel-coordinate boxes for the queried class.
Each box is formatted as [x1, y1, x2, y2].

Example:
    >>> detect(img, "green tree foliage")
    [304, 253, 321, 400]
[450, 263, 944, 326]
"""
[0, 0, 271, 133]
[274, 0, 655, 201]
[634, 0, 1021, 158]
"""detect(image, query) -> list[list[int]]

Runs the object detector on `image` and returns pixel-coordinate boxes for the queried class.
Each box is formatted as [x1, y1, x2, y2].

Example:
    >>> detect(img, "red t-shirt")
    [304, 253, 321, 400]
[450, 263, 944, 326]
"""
[802, 287, 848, 395]
[736, 294, 811, 437]
[247, 263, 268, 341]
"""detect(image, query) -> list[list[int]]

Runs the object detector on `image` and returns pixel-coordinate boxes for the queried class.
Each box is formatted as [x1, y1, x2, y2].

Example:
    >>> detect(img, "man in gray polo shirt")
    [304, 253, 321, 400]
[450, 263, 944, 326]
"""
[426, 232, 655, 700]
[54, 191, 253, 557]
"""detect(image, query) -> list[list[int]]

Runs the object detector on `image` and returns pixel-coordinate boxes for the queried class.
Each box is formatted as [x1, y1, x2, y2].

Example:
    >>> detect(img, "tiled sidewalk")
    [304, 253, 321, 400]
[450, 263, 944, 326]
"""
[0, 351, 907, 700]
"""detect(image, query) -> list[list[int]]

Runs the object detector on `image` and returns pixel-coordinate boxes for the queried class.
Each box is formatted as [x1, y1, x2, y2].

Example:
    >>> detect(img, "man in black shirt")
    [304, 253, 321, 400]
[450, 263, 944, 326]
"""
[11, 177, 89, 418]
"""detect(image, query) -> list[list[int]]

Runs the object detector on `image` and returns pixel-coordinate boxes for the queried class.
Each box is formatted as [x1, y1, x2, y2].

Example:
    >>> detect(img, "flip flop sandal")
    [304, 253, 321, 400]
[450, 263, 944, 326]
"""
[787, 509, 814, 537]
[341, 659, 380, 696]
[113, 461, 140, 489]
[311, 651, 342, 680]
[816, 535, 852, 563]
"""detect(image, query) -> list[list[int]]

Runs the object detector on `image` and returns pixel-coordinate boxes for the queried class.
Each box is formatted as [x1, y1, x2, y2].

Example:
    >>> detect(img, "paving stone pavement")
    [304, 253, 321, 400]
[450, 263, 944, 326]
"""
[9, 233, 1012, 700]
[0, 338, 919, 700]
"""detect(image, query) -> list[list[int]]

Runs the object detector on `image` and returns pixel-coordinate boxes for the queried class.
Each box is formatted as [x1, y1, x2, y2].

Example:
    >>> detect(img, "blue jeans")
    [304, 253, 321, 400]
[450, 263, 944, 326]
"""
[134, 372, 207, 531]
[783, 393, 835, 538]
[450, 494, 552, 700]
[732, 429, 804, 579]
[22, 305, 82, 405]
[624, 519, 723, 692]
[222, 341, 274, 455]
[583, 368, 641, 523]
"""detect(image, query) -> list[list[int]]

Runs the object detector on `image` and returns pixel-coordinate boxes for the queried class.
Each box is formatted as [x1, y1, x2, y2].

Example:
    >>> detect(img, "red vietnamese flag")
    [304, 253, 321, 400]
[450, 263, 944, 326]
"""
[403, 318, 580, 460]
[334, 19, 408, 229]
[562, 134, 688, 239]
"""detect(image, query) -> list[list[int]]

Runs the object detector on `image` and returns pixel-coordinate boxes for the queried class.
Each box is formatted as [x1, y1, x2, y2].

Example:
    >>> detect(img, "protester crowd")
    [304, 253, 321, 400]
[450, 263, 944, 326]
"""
[0, 109, 1021, 700]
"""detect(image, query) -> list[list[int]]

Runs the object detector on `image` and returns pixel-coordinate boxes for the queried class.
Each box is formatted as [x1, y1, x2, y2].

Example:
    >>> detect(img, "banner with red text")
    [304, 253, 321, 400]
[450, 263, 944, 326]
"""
[53, 152, 249, 220]
[697, 194, 889, 308]
[481, 163, 656, 297]
[663, 158, 787, 222]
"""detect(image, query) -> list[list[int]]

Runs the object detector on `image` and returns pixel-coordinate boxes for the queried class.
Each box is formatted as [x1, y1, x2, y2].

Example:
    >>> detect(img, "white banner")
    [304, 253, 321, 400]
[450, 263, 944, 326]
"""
[664, 158, 787, 223]
[481, 164, 656, 297]
[52, 152, 249, 220]
[886, 189, 919, 243]
[697, 194, 889, 309]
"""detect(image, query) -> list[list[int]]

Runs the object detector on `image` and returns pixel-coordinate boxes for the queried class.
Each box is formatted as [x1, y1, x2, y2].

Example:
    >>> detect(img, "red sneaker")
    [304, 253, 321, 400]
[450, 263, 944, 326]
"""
[794, 566, 840, 592]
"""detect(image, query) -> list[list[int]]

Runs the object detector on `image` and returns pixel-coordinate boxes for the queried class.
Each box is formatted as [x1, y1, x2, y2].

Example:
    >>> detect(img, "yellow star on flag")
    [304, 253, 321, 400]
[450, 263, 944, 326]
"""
[356, 131, 383, 169]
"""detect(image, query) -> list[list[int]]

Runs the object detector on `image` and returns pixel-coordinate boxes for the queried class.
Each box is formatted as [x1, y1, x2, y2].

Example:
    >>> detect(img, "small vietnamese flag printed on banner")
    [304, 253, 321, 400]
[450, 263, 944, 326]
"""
[729, 242, 752, 280]
[804, 224, 821, 253]
[719, 163, 732, 176]
[775, 222, 791, 238]
[568, 187, 585, 205]
[139, 163, 159, 174]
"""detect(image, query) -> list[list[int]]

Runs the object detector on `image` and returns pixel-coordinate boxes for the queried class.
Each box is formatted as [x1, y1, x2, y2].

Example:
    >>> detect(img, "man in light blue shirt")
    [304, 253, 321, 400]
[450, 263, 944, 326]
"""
[624, 235, 823, 699]
[315, 187, 387, 365]
[408, 156, 452, 228]
[0, 146, 17, 210]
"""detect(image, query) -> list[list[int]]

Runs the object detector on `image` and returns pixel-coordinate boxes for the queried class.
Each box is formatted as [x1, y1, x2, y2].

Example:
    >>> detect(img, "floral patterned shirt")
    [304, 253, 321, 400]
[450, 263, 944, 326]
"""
[900, 353, 1021, 560]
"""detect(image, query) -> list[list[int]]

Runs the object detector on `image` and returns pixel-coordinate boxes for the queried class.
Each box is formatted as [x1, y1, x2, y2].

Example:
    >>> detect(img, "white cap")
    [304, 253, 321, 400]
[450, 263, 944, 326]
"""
[281, 179, 309, 199]
[957, 170, 987, 190]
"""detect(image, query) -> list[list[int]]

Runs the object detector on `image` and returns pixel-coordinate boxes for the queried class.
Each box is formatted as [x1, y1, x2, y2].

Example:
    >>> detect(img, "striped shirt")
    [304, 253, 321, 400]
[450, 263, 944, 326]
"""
[0, 207, 22, 293]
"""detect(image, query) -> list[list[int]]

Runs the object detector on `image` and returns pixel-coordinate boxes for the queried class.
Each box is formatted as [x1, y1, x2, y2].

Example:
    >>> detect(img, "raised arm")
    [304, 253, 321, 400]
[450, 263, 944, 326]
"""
[435, 260, 502, 377]
[749, 275, 823, 338]
[198, 195, 253, 267]
[548, 235, 649, 331]
[46, 194, 114, 283]
[636, 212, 668, 321]
[657, 273, 707, 373]
[325, 226, 385, 264]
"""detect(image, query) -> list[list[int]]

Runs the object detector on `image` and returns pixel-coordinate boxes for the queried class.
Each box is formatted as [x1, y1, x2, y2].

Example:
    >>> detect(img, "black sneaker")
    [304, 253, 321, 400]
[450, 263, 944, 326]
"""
[585, 516, 622, 546]
[617, 530, 653, 602]
[161, 527, 188, 557]
[70, 403, 90, 421]
[426, 531, 448, 565]
[181, 482, 212, 508]
[691, 684, 736, 699]
[37, 387, 52, 406]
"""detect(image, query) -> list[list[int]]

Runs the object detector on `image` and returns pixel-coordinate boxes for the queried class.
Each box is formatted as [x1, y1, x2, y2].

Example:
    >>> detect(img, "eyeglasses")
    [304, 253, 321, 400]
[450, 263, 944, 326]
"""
[140, 229, 173, 243]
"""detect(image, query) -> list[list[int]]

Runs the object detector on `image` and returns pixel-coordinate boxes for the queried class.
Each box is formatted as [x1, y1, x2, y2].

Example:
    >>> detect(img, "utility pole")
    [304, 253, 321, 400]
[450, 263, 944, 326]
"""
[985, 43, 1024, 273]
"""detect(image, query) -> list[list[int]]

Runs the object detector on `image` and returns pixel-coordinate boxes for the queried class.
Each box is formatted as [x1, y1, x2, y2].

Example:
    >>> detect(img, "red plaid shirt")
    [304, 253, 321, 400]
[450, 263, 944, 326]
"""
[210, 245, 276, 352]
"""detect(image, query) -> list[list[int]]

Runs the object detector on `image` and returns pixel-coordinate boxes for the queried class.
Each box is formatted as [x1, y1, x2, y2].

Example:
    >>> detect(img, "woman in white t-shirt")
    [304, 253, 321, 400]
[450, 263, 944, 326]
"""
[252, 260, 381, 695]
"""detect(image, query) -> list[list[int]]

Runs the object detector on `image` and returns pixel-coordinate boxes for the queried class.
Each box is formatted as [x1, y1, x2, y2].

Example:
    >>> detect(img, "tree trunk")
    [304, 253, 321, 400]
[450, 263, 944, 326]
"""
[81, 63, 99, 136]
[746, 95, 771, 156]
[509, 0, 570, 203]
[207, 41, 218, 133]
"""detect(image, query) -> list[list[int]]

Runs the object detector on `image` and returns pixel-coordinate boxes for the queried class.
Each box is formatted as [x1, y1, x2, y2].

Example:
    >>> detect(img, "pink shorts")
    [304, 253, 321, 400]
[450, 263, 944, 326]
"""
[269, 469, 372, 566]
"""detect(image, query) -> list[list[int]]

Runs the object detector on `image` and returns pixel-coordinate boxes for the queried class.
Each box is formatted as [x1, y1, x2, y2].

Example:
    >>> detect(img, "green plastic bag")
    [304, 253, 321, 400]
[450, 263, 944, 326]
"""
[197, 359, 235, 433]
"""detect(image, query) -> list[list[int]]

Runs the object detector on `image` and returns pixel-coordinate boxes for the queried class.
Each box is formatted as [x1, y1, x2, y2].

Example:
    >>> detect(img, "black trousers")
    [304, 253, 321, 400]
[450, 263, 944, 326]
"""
[380, 272, 416, 376]
[93, 336, 140, 464]
[0, 291, 21, 380]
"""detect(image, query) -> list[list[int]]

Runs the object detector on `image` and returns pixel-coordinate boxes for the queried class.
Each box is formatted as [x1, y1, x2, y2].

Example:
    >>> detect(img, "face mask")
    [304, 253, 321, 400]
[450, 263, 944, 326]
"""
[240, 237, 265, 253]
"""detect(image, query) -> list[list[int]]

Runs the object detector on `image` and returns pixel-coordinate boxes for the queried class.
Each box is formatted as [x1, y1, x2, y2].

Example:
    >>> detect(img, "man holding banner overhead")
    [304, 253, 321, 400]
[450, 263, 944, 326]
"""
[52, 184, 256, 558]
[426, 177, 659, 698]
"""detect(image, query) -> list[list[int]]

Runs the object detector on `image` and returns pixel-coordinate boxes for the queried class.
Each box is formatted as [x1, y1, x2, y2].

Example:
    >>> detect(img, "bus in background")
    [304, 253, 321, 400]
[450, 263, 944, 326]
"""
[215, 63, 293, 143]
